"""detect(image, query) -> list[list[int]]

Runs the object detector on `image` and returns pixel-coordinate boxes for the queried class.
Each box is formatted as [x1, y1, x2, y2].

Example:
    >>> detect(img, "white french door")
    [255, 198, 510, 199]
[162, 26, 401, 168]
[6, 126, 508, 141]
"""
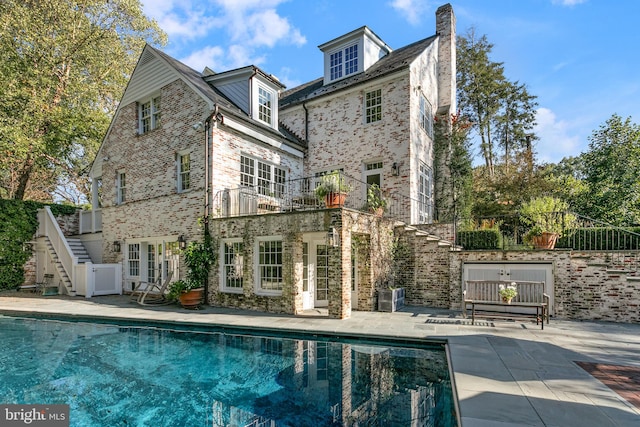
[125, 238, 180, 291]
[302, 233, 330, 309]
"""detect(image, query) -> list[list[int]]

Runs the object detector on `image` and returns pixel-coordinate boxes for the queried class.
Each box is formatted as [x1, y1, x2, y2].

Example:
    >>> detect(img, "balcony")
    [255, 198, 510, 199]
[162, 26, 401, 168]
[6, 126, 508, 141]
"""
[212, 173, 424, 224]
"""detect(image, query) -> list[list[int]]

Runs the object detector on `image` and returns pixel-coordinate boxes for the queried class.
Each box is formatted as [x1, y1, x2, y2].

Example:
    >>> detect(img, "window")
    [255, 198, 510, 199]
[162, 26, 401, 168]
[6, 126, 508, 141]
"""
[139, 96, 161, 134]
[256, 238, 283, 294]
[240, 155, 286, 197]
[364, 161, 382, 187]
[178, 153, 190, 192]
[241, 156, 255, 187]
[221, 239, 244, 292]
[419, 94, 433, 137]
[116, 172, 126, 204]
[419, 162, 433, 223]
[128, 244, 140, 276]
[365, 89, 382, 123]
[330, 50, 342, 81]
[258, 86, 272, 125]
[329, 43, 358, 81]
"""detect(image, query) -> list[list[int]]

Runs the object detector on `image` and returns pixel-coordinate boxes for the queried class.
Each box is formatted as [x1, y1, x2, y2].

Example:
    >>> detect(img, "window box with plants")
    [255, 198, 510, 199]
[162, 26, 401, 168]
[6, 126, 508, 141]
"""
[315, 171, 351, 208]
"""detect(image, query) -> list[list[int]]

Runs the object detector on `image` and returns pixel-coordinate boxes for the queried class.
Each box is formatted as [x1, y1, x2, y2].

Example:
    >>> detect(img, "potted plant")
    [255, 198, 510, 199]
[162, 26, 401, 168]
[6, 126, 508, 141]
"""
[315, 171, 351, 208]
[498, 282, 518, 304]
[170, 235, 216, 309]
[167, 279, 202, 309]
[366, 183, 387, 216]
[521, 196, 577, 249]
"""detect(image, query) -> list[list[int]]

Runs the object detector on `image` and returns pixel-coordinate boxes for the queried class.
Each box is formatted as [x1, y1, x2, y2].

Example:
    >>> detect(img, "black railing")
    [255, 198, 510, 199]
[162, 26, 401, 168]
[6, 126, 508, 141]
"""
[211, 172, 427, 224]
[456, 212, 640, 252]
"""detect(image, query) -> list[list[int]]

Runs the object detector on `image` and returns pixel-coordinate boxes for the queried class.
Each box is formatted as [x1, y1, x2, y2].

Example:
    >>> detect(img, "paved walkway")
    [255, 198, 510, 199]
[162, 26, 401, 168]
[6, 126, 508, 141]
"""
[1, 292, 640, 426]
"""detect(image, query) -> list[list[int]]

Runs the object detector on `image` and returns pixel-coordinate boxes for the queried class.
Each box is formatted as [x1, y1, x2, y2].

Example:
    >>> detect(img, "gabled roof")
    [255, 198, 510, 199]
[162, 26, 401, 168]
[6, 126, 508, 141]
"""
[280, 35, 437, 108]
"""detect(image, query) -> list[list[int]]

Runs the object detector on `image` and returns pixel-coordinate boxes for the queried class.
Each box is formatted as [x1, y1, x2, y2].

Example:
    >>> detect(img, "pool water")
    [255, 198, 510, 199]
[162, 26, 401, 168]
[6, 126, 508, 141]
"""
[0, 316, 457, 426]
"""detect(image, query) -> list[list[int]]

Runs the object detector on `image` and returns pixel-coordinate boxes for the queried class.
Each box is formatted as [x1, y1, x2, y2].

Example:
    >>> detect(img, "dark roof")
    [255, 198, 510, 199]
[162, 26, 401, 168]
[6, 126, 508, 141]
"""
[280, 35, 437, 108]
[148, 45, 304, 148]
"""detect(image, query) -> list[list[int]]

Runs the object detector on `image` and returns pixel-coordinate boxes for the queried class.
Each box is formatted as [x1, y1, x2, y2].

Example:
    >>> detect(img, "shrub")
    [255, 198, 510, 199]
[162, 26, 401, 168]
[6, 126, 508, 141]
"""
[457, 229, 503, 250]
[0, 199, 76, 290]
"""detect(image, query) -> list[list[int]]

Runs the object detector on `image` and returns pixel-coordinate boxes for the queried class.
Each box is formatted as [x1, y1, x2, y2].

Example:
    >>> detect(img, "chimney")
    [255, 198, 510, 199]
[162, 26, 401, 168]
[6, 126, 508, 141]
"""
[436, 3, 456, 115]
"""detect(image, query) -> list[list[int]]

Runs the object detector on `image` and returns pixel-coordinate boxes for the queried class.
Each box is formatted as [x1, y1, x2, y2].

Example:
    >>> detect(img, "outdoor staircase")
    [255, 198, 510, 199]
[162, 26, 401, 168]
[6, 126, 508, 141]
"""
[42, 237, 92, 297]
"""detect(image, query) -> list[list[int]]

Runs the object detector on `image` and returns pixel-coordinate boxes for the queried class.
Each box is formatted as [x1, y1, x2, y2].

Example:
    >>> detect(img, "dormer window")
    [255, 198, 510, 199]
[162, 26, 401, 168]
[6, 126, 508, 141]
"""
[329, 43, 358, 82]
[258, 86, 273, 125]
[320, 27, 391, 86]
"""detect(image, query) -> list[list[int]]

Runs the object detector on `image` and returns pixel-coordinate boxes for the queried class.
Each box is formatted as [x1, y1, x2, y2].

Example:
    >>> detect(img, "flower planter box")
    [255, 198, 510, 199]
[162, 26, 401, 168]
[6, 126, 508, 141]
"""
[377, 288, 405, 312]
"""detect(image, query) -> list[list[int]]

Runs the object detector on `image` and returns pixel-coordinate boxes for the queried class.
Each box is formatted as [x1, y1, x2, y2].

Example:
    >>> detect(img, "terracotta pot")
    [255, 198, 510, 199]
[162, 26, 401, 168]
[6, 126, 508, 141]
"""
[179, 287, 204, 309]
[532, 232, 559, 249]
[325, 192, 347, 208]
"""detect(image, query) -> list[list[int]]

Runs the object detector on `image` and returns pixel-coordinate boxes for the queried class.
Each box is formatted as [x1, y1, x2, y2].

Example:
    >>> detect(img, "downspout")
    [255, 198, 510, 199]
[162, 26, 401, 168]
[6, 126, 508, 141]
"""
[203, 104, 221, 302]
[302, 102, 309, 143]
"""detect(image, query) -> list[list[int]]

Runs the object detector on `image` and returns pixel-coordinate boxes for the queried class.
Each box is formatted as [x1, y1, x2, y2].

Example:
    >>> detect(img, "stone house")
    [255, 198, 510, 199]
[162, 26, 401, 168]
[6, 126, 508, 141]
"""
[35, 4, 456, 319]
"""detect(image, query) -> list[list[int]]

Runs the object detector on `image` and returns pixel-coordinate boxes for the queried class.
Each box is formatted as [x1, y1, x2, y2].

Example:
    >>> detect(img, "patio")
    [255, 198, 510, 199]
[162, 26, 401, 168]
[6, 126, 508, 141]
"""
[1, 291, 639, 426]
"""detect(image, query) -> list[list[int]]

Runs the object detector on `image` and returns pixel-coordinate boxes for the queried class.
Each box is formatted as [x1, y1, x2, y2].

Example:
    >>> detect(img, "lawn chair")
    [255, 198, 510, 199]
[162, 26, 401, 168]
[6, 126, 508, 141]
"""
[137, 271, 174, 306]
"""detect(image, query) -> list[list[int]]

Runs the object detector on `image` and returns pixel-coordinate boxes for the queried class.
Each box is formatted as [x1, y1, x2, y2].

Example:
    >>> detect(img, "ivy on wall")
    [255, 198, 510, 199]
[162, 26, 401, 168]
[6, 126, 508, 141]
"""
[0, 199, 76, 290]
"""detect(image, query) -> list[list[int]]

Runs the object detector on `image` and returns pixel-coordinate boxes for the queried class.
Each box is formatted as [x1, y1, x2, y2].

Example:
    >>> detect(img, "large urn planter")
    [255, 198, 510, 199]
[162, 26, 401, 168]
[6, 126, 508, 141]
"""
[377, 288, 405, 312]
[325, 192, 347, 208]
[531, 232, 558, 250]
[179, 287, 204, 309]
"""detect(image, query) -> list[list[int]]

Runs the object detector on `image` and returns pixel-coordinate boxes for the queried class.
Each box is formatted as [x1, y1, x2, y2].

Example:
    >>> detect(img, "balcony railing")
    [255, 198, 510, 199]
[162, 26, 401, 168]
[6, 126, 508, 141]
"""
[456, 212, 640, 252]
[211, 172, 425, 224]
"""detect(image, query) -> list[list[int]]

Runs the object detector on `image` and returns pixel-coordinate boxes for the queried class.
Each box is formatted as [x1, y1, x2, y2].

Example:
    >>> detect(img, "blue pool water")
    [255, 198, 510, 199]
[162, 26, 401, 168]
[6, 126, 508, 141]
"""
[0, 316, 457, 426]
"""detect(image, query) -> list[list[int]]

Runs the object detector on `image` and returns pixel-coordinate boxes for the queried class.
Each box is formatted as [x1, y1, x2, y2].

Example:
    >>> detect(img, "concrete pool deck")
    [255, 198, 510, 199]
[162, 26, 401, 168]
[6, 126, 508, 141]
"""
[1, 292, 639, 427]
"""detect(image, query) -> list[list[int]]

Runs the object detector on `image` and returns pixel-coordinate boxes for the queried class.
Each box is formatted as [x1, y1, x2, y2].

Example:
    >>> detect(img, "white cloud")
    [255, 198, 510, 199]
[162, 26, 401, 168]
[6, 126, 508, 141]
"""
[534, 107, 583, 163]
[389, 0, 430, 25]
[551, 0, 587, 6]
[244, 9, 306, 48]
[142, 0, 306, 70]
[180, 46, 225, 73]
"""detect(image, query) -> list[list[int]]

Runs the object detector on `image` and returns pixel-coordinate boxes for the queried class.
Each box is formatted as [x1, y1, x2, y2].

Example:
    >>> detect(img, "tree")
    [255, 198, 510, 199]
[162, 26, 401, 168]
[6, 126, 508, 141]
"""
[457, 29, 538, 180]
[581, 114, 640, 225]
[0, 0, 166, 202]
[434, 112, 473, 222]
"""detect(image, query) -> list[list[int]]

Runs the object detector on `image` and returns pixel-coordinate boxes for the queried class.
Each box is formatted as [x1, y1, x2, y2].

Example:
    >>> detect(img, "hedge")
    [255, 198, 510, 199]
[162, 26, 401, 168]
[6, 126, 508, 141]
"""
[456, 229, 503, 250]
[0, 199, 77, 290]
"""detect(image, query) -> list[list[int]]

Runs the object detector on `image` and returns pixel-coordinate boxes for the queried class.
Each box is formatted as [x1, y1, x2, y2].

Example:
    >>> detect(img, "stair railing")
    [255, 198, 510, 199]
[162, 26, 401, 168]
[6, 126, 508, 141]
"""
[38, 206, 79, 292]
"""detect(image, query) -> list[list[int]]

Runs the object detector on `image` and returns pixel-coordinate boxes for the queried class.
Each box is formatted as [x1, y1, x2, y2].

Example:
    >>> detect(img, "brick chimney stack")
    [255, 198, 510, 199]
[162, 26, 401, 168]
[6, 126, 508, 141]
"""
[436, 3, 456, 115]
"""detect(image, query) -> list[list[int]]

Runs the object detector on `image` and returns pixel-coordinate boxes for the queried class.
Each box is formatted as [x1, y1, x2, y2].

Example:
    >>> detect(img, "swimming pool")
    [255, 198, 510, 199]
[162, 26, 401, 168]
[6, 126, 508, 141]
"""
[0, 316, 457, 426]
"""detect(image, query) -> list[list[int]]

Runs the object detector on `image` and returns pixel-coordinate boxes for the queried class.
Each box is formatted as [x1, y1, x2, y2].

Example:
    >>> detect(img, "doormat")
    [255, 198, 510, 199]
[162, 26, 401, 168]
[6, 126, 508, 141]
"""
[576, 361, 640, 410]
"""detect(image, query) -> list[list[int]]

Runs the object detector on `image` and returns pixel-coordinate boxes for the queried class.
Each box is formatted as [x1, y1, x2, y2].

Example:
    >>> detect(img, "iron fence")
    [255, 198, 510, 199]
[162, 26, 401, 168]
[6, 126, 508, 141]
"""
[211, 172, 420, 224]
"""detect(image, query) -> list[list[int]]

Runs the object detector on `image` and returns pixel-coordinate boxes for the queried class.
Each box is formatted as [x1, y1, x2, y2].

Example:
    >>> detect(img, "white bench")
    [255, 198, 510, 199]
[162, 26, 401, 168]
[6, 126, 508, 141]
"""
[463, 280, 550, 329]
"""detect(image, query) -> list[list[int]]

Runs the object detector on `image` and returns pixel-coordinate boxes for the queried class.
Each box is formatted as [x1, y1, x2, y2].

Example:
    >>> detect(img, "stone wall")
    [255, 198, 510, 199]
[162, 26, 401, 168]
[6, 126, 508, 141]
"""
[402, 245, 640, 323]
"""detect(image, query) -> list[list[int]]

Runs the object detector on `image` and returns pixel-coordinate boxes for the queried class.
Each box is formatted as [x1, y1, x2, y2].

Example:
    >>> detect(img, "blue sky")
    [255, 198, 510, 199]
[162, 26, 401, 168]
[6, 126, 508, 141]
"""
[140, 0, 640, 165]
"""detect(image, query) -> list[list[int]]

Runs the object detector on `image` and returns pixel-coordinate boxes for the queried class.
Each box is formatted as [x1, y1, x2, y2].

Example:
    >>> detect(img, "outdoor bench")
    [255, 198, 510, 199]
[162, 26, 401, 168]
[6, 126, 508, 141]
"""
[463, 280, 550, 329]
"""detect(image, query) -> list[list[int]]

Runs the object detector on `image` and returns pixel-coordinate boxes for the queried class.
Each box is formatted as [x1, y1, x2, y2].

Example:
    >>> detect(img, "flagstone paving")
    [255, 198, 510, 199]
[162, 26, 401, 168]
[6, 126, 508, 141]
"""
[1, 291, 640, 426]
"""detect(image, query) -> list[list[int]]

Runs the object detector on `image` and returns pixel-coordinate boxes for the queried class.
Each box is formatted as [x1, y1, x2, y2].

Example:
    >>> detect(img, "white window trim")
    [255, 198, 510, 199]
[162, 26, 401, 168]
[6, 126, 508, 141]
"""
[254, 236, 284, 296]
[327, 41, 360, 83]
[240, 154, 287, 197]
[419, 93, 433, 138]
[257, 85, 273, 126]
[138, 95, 161, 134]
[177, 151, 191, 193]
[418, 161, 433, 223]
[220, 238, 244, 294]
[365, 88, 382, 124]
[116, 171, 126, 205]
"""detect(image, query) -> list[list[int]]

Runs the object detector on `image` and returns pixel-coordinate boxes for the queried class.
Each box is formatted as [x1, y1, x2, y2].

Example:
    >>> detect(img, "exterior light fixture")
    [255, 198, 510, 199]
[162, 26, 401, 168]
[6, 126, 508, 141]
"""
[327, 227, 340, 248]
[178, 235, 187, 250]
[112, 240, 121, 253]
[391, 162, 400, 176]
